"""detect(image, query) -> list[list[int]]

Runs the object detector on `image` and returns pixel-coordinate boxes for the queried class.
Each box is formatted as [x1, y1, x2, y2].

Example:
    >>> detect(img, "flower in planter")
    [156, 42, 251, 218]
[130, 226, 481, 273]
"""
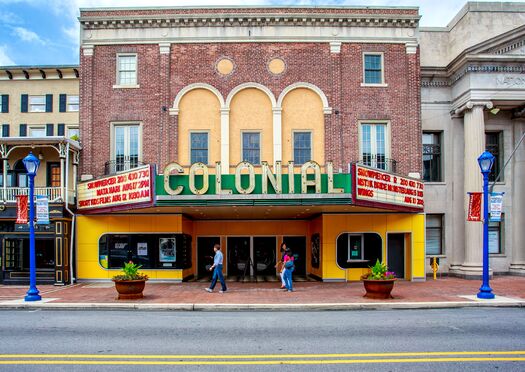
[112, 261, 149, 281]
[363, 259, 395, 280]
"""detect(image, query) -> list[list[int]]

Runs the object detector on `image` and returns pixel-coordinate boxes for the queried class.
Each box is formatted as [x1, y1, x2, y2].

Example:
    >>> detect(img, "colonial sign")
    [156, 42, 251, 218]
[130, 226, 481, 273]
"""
[352, 164, 424, 212]
[160, 161, 350, 197]
[77, 165, 154, 212]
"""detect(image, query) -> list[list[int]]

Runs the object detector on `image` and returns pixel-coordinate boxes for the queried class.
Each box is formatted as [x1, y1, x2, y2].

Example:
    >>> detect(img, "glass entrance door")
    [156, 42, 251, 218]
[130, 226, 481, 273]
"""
[227, 236, 277, 278]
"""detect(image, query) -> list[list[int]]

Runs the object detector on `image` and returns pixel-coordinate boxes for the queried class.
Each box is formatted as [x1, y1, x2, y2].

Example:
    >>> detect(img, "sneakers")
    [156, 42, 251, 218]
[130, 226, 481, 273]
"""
[205, 288, 212, 293]
[219, 290, 226, 293]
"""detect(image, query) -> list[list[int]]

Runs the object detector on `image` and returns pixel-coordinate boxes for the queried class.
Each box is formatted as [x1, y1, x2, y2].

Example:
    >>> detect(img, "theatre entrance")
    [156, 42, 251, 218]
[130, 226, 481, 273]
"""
[227, 236, 277, 280]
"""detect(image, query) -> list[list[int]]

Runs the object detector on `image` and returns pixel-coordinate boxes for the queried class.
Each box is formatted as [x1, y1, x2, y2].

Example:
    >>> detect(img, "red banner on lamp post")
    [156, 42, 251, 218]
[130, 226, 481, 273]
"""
[16, 195, 28, 224]
[467, 192, 482, 221]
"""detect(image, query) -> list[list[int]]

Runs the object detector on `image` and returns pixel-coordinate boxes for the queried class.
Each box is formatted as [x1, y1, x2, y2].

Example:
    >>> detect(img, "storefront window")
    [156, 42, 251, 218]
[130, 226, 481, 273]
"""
[99, 233, 192, 270]
[336, 233, 382, 269]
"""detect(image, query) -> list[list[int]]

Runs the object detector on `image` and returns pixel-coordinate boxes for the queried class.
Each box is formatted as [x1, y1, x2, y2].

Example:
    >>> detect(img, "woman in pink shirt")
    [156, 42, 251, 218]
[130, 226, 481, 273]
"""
[282, 249, 294, 292]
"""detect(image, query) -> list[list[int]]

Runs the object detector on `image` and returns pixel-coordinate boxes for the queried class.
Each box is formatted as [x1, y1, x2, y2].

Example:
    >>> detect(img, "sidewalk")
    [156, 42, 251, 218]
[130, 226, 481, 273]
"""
[1, 276, 524, 311]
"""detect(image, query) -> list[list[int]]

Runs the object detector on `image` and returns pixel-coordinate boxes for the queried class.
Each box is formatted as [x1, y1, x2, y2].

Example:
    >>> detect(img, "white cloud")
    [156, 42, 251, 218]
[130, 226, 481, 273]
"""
[0, 10, 23, 24]
[12, 26, 47, 45]
[0, 45, 15, 66]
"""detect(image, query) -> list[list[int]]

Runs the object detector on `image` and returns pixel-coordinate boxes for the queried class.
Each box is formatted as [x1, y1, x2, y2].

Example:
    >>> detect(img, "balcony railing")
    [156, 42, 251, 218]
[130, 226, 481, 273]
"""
[104, 157, 146, 175]
[357, 156, 397, 173]
[1, 187, 75, 204]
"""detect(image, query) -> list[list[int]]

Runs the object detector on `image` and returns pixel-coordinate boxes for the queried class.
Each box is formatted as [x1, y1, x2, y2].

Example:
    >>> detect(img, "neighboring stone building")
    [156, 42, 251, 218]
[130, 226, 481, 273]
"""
[0, 65, 81, 284]
[421, 2, 525, 278]
[77, 6, 426, 282]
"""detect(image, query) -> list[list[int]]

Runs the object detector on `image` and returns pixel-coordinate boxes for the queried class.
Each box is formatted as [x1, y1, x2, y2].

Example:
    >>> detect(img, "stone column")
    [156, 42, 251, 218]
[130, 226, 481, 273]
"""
[510, 119, 525, 275]
[456, 101, 493, 279]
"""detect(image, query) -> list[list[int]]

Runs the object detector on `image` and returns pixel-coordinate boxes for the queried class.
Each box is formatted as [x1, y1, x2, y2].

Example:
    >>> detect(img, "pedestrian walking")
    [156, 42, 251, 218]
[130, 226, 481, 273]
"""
[282, 248, 295, 292]
[275, 242, 287, 289]
[205, 244, 227, 293]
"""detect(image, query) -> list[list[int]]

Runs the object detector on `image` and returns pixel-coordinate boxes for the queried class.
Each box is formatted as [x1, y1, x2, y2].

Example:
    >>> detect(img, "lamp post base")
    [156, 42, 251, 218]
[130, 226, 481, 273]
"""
[477, 286, 495, 299]
[24, 288, 42, 302]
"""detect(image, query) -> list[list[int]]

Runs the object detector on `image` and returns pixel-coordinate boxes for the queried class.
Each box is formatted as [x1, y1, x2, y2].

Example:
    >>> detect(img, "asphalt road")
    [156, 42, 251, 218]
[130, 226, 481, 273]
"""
[0, 308, 524, 371]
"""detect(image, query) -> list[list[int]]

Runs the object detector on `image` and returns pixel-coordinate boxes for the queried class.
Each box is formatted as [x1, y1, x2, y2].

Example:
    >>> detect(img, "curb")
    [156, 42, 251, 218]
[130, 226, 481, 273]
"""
[0, 300, 523, 311]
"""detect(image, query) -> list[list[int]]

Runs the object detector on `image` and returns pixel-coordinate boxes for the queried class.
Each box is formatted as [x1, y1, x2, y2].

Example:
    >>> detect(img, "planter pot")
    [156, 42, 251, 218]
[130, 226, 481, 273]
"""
[362, 279, 396, 299]
[113, 279, 147, 300]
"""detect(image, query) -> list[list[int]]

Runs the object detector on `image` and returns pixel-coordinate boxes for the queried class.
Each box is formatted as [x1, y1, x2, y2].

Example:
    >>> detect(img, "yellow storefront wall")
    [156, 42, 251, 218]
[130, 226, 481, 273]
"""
[77, 214, 185, 280]
[320, 213, 425, 281]
[76, 212, 425, 282]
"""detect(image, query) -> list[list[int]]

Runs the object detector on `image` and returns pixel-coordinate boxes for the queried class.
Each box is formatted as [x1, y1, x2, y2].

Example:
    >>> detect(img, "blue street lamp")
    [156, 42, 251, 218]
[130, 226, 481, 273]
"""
[477, 151, 495, 299]
[23, 152, 41, 302]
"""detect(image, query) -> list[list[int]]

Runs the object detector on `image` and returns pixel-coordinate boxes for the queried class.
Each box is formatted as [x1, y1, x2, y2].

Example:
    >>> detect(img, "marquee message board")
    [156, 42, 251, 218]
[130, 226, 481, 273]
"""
[77, 165, 154, 213]
[352, 164, 424, 212]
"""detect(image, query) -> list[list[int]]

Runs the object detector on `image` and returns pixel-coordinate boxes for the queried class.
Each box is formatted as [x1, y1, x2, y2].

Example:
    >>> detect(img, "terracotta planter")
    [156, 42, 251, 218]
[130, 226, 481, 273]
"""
[362, 279, 396, 299]
[113, 279, 147, 300]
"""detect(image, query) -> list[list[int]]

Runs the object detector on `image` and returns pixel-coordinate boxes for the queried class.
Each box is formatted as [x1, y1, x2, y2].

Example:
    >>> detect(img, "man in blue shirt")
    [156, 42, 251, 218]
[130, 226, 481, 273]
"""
[205, 244, 227, 293]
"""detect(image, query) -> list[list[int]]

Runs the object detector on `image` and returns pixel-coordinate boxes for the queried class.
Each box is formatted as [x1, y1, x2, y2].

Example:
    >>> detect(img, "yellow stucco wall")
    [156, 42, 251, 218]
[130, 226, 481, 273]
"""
[76, 214, 184, 280]
[76, 213, 425, 282]
[178, 89, 221, 166]
[321, 213, 425, 281]
[229, 88, 273, 168]
[282, 88, 324, 165]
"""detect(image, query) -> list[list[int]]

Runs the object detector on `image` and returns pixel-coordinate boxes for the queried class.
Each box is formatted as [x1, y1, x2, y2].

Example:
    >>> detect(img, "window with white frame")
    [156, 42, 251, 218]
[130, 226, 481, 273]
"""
[67, 95, 79, 112]
[242, 132, 260, 164]
[360, 122, 389, 170]
[426, 214, 443, 256]
[488, 214, 504, 254]
[293, 132, 311, 165]
[113, 124, 140, 172]
[363, 53, 384, 84]
[117, 54, 137, 86]
[29, 126, 46, 137]
[29, 96, 46, 112]
[190, 132, 208, 164]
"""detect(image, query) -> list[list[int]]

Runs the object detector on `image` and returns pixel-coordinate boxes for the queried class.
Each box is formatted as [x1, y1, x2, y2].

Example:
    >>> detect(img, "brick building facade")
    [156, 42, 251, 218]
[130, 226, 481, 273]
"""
[77, 7, 426, 283]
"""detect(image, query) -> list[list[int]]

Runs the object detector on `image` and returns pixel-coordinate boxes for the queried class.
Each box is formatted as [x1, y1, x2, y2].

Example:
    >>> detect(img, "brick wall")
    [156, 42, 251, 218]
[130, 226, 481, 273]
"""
[80, 41, 421, 177]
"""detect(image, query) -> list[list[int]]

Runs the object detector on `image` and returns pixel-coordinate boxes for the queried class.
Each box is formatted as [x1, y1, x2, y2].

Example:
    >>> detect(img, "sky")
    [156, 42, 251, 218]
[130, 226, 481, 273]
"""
[0, 0, 521, 66]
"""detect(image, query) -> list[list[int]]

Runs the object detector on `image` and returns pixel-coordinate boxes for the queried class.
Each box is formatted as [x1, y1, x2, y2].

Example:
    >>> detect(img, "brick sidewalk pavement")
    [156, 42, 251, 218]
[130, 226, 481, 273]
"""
[1, 276, 524, 307]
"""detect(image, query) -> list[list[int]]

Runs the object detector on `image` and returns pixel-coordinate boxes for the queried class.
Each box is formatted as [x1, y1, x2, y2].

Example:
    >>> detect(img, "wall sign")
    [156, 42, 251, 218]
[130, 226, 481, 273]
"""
[352, 164, 424, 212]
[77, 165, 154, 212]
[36, 195, 50, 225]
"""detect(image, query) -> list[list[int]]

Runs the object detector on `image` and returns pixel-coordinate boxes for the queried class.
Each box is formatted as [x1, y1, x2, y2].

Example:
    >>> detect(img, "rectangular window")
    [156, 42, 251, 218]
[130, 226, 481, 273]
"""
[113, 124, 140, 173]
[190, 132, 208, 164]
[360, 122, 390, 171]
[67, 126, 80, 140]
[117, 54, 137, 86]
[29, 96, 46, 112]
[423, 132, 442, 182]
[293, 132, 312, 165]
[426, 214, 443, 256]
[488, 215, 503, 254]
[486, 132, 502, 182]
[67, 95, 79, 112]
[29, 126, 46, 137]
[364, 54, 383, 84]
[1, 94, 8, 113]
[242, 132, 260, 164]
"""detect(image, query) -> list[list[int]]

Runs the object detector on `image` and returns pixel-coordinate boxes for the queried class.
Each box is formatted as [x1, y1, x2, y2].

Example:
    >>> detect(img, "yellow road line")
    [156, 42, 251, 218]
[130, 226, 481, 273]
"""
[0, 357, 524, 365]
[0, 351, 524, 359]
